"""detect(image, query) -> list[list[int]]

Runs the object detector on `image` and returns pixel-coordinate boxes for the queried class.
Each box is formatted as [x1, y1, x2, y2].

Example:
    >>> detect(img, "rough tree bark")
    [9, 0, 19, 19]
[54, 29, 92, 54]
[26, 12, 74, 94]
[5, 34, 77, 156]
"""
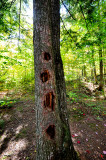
[33, 0, 78, 160]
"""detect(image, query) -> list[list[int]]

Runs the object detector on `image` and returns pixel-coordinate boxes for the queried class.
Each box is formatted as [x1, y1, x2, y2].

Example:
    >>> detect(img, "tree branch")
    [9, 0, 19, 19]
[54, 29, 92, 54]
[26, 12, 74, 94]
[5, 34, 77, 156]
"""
[61, 0, 76, 20]
[78, 3, 89, 32]
[60, 16, 72, 38]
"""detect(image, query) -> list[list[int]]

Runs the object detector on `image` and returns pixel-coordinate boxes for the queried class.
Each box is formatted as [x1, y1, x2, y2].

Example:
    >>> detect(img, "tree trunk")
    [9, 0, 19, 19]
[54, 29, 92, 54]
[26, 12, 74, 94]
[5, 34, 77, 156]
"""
[33, 0, 78, 160]
[98, 0, 104, 91]
[82, 65, 87, 81]
[92, 50, 98, 84]
[99, 47, 103, 91]
[18, 0, 21, 48]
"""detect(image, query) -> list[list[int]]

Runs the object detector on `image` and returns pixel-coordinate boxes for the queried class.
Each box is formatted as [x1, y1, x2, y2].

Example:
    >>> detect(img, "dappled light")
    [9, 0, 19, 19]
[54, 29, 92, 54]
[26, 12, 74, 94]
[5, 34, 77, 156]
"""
[0, 97, 36, 159]
[0, 0, 105, 159]
[0, 80, 105, 159]
[0, 137, 28, 159]
[15, 125, 23, 134]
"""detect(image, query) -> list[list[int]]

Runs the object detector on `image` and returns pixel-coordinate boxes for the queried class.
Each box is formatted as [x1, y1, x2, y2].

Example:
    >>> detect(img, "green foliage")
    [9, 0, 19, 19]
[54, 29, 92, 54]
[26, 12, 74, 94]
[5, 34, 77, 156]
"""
[66, 80, 105, 122]
[0, 0, 34, 92]
[67, 91, 78, 102]
[60, 0, 105, 83]
[0, 99, 16, 108]
[0, 0, 105, 93]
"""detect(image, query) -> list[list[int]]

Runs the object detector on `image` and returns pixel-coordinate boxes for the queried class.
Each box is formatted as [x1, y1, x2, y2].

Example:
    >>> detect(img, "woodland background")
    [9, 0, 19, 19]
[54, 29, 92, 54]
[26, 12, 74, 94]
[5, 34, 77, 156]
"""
[0, 0, 105, 92]
[0, 0, 106, 159]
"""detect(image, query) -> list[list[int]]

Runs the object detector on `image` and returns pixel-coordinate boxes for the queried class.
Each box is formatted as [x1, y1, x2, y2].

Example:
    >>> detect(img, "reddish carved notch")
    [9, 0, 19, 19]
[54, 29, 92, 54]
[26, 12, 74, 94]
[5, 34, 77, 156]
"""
[44, 52, 51, 61]
[40, 70, 50, 82]
[46, 125, 55, 139]
[44, 92, 54, 111]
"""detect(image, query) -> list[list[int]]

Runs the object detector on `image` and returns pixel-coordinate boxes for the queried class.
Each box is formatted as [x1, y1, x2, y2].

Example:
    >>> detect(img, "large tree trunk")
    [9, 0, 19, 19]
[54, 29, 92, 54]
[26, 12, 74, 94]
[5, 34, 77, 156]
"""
[33, 0, 78, 160]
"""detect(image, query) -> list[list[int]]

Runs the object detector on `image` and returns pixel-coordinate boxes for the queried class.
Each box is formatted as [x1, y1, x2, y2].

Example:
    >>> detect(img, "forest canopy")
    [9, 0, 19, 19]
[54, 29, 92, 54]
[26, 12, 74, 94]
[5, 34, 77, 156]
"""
[0, 0, 106, 91]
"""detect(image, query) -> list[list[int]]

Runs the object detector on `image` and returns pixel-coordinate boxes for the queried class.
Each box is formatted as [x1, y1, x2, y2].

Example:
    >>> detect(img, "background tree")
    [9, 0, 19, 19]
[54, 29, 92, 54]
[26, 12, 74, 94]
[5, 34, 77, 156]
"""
[60, 0, 105, 89]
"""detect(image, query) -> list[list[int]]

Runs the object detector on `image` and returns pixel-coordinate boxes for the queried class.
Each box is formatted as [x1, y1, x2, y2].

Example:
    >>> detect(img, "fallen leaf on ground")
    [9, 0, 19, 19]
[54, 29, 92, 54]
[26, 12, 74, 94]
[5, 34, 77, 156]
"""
[77, 141, 81, 144]
[72, 135, 75, 137]
[86, 150, 90, 153]
[101, 155, 103, 158]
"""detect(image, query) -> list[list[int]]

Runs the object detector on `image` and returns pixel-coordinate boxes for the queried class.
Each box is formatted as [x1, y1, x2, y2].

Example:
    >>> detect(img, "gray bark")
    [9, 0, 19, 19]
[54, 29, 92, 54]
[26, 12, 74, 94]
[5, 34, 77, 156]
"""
[33, 0, 78, 160]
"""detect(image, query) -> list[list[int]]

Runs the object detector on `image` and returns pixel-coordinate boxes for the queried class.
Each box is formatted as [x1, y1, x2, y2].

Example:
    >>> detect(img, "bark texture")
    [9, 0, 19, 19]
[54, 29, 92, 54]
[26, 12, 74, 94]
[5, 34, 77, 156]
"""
[33, 0, 78, 160]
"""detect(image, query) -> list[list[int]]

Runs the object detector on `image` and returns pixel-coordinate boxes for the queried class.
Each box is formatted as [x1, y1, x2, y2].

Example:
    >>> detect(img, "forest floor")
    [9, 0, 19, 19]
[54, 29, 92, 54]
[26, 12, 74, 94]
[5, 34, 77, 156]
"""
[0, 80, 106, 160]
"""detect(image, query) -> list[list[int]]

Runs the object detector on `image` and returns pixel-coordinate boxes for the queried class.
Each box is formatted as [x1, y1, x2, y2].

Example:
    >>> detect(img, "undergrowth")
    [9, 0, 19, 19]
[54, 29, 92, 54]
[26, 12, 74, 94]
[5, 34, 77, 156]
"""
[66, 80, 106, 120]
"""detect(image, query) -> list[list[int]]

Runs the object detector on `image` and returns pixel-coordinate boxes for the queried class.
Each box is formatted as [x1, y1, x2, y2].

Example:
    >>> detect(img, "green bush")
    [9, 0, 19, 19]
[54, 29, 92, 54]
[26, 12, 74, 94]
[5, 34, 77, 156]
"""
[0, 99, 16, 108]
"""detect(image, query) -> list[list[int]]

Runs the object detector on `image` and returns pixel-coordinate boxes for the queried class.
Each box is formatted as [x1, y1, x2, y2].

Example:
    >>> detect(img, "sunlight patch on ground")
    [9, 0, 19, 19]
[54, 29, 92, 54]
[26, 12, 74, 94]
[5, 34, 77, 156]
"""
[15, 125, 23, 134]
[0, 139, 28, 159]
[0, 91, 8, 99]
[3, 114, 11, 121]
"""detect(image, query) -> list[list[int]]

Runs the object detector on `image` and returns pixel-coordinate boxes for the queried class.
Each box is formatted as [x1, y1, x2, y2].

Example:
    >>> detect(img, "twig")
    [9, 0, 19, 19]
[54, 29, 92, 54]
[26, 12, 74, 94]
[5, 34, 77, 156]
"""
[14, 116, 21, 123]
[60, 16, 72, 38]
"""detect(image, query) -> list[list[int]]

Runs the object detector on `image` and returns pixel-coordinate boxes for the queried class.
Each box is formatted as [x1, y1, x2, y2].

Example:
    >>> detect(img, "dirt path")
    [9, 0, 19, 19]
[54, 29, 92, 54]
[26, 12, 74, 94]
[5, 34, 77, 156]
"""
[0, 93, 106, 160]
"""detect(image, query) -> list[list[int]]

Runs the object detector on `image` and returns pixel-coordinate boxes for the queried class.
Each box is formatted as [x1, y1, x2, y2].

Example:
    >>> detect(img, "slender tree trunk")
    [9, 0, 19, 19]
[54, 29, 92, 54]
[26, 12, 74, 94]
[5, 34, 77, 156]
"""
[82, 52, 87, 81]
[90, 65, 93, 81]
[33, 0, 78, 160]
[82, 65, 87, 81]
[83, 65, 87, 80]
[92, 50, 97, 84]
[98, 0, 104, 91]
[99, 47, 103, 90]
[18, 0, 21, 48]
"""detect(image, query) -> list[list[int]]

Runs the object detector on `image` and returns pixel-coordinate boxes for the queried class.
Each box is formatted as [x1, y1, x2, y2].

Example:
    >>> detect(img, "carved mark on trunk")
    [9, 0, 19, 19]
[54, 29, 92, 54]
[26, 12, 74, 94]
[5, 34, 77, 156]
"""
[46, 125, 55, 139]
[43, 52, 51, 61]
[44, 92, 54, 111]
[40, 70, 50, 82]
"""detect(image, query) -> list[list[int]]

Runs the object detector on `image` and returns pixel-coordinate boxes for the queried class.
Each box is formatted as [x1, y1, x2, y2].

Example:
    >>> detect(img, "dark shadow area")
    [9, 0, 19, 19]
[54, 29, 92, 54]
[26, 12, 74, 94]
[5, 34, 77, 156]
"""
[46, 125, 55, 139]
[43, 52, 51, 61]
[40, 70, 50, 83]
[0, 137, 10, 154]
[44, 92, 55, 111]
